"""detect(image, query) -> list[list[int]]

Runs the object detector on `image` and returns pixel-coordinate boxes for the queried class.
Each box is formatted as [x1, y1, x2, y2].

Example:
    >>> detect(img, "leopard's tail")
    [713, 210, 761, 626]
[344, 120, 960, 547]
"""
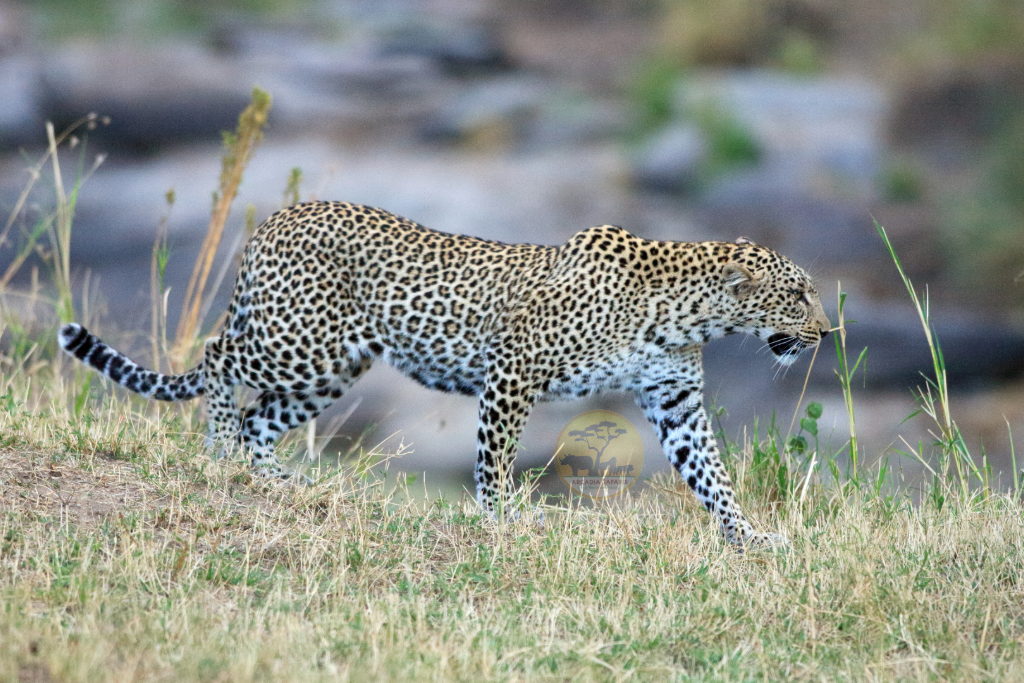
[58, 323, 204, 401]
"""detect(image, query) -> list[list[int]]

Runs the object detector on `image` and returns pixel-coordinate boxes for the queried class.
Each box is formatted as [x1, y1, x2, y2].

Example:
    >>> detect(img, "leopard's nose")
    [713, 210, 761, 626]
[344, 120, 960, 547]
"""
[820, 327, 829, 339]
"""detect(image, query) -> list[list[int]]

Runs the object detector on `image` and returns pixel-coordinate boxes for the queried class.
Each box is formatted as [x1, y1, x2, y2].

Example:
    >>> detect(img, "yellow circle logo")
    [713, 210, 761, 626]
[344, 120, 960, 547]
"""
[554, 410, 644, 500]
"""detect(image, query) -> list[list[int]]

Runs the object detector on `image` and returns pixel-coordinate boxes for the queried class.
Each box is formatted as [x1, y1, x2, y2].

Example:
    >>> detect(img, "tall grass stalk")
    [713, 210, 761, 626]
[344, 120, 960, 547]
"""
[1009, 418, 1020, 496]
[0, 115, 106, 300]
[148, 190, 174, 374]
[875, 220, 985, 497]
[172, 87, 271, 368]
[45, 122, 77, 324]
[785, 341, 820, 441]
[195, 210, 251, 332]
[832, 282, 867, 481]
[0, 152, 49, 293]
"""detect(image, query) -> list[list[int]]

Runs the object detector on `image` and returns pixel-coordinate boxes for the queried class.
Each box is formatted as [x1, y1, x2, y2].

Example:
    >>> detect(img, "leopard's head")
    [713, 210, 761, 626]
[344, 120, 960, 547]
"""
[719, 240, 831, 366]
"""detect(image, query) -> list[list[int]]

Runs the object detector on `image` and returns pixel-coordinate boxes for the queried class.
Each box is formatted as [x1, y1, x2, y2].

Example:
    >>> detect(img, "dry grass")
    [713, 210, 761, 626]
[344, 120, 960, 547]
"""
[2, 97, 1023, 683]
[172, 87, 271, 369]
[2, 382, 1023, 682]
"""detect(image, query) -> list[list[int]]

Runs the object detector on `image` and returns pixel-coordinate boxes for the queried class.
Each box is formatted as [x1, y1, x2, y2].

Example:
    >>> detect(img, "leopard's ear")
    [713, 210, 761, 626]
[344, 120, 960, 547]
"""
[722, 262, 761, 299]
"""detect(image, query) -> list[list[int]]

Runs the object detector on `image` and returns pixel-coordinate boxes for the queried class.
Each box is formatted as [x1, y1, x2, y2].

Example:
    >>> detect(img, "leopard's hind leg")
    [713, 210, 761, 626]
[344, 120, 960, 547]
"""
[203, 335, 373, 481]
[201, 336, 245, 459]
[236, 357, 373, 481]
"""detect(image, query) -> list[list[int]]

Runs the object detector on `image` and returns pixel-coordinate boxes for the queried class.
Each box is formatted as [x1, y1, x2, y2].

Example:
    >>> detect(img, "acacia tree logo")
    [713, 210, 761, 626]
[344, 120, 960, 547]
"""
[569, 420, 627, 474]
[555, 410, 643, 500]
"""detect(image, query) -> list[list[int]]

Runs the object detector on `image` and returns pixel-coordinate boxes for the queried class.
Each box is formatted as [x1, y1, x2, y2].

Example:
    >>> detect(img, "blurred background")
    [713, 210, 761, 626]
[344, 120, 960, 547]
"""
[1, 0, 1022, 495]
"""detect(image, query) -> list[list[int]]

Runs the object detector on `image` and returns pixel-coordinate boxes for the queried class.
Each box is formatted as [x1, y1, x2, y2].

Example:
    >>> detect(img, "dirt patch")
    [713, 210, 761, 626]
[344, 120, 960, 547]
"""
[0, 446, 279, 532]
[0, 448, 155, 528]
[17, 662, 51, 683]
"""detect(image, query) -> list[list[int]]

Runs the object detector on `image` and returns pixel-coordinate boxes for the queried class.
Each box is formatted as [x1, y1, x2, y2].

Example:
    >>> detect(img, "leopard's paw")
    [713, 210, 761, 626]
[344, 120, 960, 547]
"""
[743, 531, 789, 552]
[253, 464, 313, 487]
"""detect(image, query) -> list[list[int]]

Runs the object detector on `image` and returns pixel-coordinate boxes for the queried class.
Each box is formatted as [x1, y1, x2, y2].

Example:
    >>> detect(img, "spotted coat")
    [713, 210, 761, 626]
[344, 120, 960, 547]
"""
[59, 201, 830, 547]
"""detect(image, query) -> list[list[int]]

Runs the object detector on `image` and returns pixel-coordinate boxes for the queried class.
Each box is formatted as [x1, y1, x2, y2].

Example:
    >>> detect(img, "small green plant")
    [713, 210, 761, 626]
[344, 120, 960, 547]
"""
[628, 57, 679, 139]
[744, 415, 792, 506]
[692, 101, 761, 175]
[880, 159, 926, 203]
[283, 167, 303, 207]
[787, 401, 822, 456]
[775, 31, 825, 74]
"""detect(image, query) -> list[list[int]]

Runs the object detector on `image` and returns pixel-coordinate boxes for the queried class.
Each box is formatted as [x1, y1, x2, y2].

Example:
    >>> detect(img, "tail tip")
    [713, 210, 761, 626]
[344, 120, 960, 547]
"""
[58, 322, 84, 349]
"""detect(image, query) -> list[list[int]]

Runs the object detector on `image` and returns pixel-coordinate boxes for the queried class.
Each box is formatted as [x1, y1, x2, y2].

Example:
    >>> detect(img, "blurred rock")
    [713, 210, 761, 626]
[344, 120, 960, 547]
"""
[632, 70, 887, 200]
[378, 18, 513, 76]
[799, 301, 1024, 390]
[693, 196, 883, 269]
[419, 75, 549, 147]
[0, 52, 42, 148]
[694, 71, 886, 198]
[889, 59, 1024, 156]
[630, 122, 707, 194]
[251, 45, 447, 135]
[207, 14, 328, 57]
[527, 94, 629, 148]
[0, 2, 42, 148]
[37, 35, 450, 151]
[41, 42, 252, 155]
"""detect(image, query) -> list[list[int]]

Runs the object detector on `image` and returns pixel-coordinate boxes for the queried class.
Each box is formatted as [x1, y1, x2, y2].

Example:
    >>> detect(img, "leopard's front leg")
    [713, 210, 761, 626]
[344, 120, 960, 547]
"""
[474, 349, 538, 518]
[636, 356, 785, 548]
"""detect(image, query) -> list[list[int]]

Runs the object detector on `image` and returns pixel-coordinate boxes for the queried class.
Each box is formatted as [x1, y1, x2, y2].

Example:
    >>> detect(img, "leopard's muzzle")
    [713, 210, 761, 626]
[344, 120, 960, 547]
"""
[767, 333, 804, 358]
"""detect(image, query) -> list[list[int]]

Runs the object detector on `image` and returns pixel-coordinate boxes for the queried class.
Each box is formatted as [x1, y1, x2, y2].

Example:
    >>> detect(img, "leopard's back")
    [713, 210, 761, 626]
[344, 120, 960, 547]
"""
[227, 201, 557, 394]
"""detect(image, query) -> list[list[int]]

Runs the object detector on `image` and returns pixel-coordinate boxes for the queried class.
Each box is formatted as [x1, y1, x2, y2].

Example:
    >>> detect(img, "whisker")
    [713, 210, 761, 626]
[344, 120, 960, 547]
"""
[774, 353, 798, 379]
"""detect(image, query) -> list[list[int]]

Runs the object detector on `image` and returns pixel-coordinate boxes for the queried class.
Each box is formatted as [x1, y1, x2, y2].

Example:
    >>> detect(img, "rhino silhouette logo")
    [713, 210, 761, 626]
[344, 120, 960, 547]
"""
[557, 453, 593, 476]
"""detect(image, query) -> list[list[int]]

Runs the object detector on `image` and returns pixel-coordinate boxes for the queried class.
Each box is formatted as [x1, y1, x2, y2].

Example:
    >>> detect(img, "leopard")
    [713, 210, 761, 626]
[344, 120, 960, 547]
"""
[59, 200, 830, 547]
